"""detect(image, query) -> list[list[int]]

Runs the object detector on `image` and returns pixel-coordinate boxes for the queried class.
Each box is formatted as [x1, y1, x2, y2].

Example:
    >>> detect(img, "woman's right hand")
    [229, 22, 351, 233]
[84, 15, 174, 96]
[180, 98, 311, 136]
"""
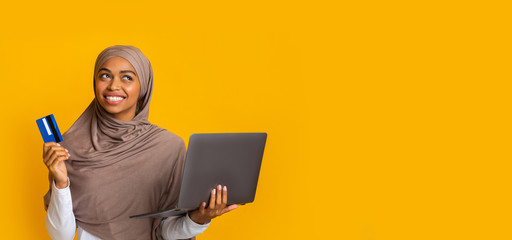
[43, 142, 70, 189]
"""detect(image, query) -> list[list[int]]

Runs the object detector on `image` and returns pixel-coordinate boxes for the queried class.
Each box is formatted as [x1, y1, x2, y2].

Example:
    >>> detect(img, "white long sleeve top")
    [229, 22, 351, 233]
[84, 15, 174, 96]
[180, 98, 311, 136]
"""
[45, 179, 209, 240]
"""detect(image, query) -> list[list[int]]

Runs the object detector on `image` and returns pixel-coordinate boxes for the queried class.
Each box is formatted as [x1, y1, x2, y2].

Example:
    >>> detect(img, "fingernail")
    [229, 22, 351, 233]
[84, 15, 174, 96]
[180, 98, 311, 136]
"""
[213, 189, 216, 194]
[224, 186, 227, 191]
[65, 149, 69, 152]
[218, 185, 222, 190]
[57, 143, 61, 146]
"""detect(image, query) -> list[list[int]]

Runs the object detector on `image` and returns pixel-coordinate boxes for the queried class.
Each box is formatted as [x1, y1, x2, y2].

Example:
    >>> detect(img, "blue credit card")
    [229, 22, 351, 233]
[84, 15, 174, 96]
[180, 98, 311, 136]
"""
[36, 114, 63, 143]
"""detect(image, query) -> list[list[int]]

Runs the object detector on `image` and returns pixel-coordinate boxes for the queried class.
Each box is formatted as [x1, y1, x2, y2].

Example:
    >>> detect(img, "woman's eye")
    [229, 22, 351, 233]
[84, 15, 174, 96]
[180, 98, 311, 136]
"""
[100, 73, 110, 79]
[123, 76, 132, 81]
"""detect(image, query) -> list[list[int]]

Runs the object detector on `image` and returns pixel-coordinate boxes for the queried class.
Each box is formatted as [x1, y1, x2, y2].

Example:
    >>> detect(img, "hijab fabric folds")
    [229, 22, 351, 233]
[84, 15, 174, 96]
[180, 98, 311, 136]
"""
[44, 45, 190, 240]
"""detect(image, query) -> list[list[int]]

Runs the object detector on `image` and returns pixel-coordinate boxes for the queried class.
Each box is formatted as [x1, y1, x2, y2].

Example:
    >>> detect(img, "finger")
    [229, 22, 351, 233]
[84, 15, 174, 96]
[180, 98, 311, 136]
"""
[47, 148, 67, 163]
[50, 155, 68, 169]
[48, 143, 65, 155]
[208, 188, 216, 209]
[46, 149, 69, 167]
[47, 145, 66, 160]
[46, 151, 62, 167]
[45, 148, 59, 166]
[199, 202, 206, 215]
[216, 185, 222, 206]
[221, 204, 239, 215]
[222, 186, 228, 205]
[43, 142, 57, 158]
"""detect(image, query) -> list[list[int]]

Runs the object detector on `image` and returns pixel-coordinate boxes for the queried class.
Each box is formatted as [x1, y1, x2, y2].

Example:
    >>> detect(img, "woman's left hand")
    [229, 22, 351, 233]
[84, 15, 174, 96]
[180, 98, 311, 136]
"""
[188, 185, 239, 225]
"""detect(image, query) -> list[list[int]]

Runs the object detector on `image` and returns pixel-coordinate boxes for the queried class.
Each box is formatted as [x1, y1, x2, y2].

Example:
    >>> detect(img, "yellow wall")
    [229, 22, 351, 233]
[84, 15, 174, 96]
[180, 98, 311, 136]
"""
[1, 0, 510, 239]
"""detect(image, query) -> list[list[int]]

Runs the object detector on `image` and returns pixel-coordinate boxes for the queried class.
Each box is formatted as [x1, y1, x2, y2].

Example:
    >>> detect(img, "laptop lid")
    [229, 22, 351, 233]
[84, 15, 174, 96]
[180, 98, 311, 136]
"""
[177, 132, 267, 209]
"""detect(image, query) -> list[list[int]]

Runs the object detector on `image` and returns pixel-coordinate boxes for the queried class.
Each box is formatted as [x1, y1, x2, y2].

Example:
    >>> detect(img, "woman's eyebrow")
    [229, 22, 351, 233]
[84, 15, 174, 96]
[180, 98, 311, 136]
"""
[120, 70, 136, 76]
[98, 68, 136, 76]
[98, 68, 111, 73]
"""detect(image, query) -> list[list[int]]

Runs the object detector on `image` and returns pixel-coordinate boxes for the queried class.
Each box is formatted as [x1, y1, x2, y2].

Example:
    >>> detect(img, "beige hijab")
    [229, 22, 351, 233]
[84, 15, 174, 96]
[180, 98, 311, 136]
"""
[44, 45, 190, 240]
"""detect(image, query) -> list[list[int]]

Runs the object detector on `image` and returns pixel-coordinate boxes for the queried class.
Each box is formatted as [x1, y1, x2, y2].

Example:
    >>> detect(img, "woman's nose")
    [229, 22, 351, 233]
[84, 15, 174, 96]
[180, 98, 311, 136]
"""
[108, 77, 122, 90]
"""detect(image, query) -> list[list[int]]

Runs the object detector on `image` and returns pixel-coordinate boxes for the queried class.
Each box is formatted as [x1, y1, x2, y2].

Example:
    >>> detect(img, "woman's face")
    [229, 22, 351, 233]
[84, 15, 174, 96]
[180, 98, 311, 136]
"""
[95, 56, 141, 121]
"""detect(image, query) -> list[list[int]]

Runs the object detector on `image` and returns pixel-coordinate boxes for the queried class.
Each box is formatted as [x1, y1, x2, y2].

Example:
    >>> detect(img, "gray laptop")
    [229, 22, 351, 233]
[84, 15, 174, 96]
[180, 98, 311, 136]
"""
[130, 132, 267, 219]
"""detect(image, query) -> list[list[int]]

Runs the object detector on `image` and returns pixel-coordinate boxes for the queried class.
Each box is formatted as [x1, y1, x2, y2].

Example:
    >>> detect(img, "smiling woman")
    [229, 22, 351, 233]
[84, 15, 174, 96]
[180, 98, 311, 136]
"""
[95, 56, 141, 121]
[41, 45, 237, 240]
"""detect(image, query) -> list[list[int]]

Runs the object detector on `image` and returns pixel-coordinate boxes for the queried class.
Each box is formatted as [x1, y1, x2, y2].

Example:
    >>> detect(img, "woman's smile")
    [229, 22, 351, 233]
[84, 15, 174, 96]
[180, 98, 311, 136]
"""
[104, 93, 127, 105]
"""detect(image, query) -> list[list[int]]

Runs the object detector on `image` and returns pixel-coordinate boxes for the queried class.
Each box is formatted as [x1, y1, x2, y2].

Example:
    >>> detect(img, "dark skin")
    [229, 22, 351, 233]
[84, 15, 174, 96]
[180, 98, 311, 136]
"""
[42, 56, 238, 225]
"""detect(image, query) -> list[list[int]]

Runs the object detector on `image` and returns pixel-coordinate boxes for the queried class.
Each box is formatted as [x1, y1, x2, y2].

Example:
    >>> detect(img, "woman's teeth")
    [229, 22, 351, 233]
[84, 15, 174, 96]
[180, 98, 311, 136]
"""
[106, 96, 125, 101]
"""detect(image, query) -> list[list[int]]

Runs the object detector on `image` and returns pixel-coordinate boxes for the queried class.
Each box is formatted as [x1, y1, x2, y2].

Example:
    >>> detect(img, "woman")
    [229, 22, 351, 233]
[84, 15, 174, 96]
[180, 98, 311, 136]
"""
[42, 45, 237, 240]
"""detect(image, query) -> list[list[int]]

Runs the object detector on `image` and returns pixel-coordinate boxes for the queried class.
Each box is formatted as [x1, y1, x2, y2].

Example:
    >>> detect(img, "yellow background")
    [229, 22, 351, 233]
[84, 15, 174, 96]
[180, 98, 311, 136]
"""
[1, 0, 510, 239]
